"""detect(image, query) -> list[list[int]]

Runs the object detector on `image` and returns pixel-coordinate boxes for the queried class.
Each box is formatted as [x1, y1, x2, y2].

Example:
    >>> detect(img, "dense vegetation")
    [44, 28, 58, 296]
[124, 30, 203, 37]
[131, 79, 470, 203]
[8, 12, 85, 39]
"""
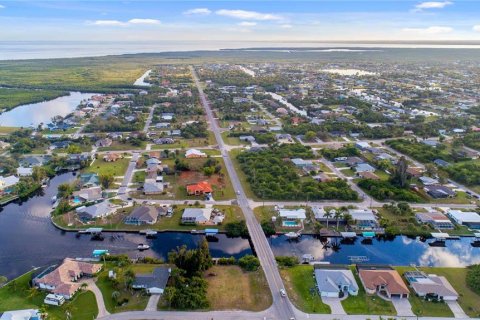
[444, 162, 480, 186]
[466, 265, 480, 295]
[237, 144, 358, 200]
[321, 144, 360, 160]
[358, 179, 422, 202]
[181, 121, 208, 139]
[0, 88, 68, 111]
[462, 132, 480, 150]
[386, 139, 449, 163]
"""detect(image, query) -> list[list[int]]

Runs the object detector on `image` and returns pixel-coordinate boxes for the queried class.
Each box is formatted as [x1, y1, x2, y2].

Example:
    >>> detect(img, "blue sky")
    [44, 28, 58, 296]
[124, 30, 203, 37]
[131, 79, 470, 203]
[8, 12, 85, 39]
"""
[0, 1, 479, 41]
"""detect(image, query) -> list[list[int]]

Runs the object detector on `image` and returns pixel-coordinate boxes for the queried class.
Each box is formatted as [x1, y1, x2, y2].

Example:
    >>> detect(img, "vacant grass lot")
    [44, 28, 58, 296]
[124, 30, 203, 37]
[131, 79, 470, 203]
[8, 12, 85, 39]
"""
[205, 265, 272, 311]
[0, 271, 98, 320]
[85, 157, 130, 177]
[279, 265, 331, 314]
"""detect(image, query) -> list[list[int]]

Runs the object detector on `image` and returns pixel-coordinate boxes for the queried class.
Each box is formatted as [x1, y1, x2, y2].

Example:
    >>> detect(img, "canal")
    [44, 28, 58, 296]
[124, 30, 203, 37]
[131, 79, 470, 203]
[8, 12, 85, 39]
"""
[0, 91, 95, 127]
[0, 172, 252, 280]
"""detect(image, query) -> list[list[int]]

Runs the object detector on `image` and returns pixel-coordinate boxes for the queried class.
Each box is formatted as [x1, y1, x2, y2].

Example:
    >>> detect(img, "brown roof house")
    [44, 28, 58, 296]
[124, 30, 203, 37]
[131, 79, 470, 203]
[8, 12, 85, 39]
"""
[358, 266, 410, 299]
[33, 258, 102, 299]
[103, 152, 122, 162]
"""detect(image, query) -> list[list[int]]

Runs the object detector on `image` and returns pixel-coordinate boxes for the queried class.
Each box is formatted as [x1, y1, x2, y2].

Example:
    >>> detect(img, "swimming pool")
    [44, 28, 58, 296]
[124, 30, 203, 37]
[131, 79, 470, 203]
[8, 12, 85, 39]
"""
[73, 197, 82, 204]
[283, 221, 299, 227]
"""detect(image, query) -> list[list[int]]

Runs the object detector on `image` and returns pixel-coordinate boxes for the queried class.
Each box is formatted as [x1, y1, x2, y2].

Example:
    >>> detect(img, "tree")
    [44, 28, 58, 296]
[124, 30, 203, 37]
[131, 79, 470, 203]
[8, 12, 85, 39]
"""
[425, 163, 437, 177]
[163, 287, 176, 308]
[304, 131, 317, 142]
[0, 275, 8, 287]
[58, 182, 74, 199]
[66, 144, 82, 154]
[32, 166, 47, 183]
[323, 210, 334, 228]
[391, 156, 408, 188]
[466, 264, 480, 295]
[111, 291, 121, 303]
[334, 210, 343, 229]
[99, 173, 114, 189]
[343, 213, 353, 227]
[238, 255, 260, 271]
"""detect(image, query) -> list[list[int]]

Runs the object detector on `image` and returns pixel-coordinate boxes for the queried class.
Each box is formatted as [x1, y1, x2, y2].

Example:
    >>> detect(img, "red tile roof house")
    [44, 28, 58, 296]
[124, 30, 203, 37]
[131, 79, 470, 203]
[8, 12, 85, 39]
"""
[33, 258, 102, 299]
[358, 267, 410, 299]
[186, 181, 213, 196]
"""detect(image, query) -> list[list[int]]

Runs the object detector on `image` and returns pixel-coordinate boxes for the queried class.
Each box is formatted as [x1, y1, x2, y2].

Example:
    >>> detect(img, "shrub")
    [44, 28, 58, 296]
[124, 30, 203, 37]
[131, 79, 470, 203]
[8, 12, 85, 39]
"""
[217, 257, 236, 265]
[238, 255, 260, 271]
[275, 256, 299, 267]
[467, 264, 480, 295]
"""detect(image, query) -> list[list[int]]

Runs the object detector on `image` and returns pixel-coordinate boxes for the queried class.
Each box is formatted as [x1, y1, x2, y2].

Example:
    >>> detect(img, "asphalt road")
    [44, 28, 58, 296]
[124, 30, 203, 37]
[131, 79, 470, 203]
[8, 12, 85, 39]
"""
[190, 66, 296, 320]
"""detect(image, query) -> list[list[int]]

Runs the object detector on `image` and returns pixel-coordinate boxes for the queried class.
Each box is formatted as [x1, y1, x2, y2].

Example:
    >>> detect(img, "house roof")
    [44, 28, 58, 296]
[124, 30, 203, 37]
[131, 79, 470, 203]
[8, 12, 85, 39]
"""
[185, 149, 206, 157]
[355, 163, 375, 172]
[0, 175, 19, 188]
[279, 208, 306, 220]
[127, 206, 159, 222]
[77, 201, 115, 218]
[359, 269, 409, 295]
[35, 258, 101, 290]
[186, 181, 213, 194]
[143, 179, 164, 193]
[315, 269, 359, 293]
[448, 210, 480, 223]
[133, 266, 170, 290]
[182, 208, 210, 221]
[73, 187, 102, 201]
[348, 209, 376, 221]
[0, 309, 40, 320]
[405, 271, 458, 298]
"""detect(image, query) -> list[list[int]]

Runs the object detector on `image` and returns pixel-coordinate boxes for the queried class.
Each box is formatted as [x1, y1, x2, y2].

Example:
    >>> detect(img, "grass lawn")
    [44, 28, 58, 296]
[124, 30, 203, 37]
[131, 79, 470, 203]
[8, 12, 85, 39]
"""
[0, 126, 18, 134]
[96, 264, 156, 313]
[221, 131, 244, 146]
[229, 148, 259, 200]
[98, 141, 147, 151]
[205, 265, 272, 311]
[279, 265, 331, 314]
[377, 207, 433, 237]
[85, 157, 130, 177]
[0, 271, 98, 320]
[133, 170, 146, 183]
[341, 269, 396, 315]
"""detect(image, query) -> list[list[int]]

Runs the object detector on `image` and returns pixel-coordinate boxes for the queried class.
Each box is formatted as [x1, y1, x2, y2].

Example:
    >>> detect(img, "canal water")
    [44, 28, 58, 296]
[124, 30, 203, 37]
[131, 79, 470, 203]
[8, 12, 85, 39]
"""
[0, 91, 95, 127]
[269, 234, 480, 267]
[0, 172, 252, 281]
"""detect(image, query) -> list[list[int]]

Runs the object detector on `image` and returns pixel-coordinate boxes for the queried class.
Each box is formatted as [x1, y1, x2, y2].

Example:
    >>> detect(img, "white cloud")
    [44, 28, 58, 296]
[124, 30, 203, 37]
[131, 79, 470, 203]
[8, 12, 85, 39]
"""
[414, 1, 452, 11]
[0, 4, 5, 9]
[183, 8, 211, 15]
[89, 20, 127, 27]
[216, 9, 282, 21]
[402, 26, 453, 34]
[128, 19, 160, 25]
[473, 25, 480, 32]
[280, 24, 293, 29]
[238, 21, 257, 27]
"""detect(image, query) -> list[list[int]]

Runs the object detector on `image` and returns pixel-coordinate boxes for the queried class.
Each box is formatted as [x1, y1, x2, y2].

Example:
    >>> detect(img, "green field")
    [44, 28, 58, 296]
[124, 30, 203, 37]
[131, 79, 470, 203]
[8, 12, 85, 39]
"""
[0, 88, 68, 112]
[85, 157, 130, 177]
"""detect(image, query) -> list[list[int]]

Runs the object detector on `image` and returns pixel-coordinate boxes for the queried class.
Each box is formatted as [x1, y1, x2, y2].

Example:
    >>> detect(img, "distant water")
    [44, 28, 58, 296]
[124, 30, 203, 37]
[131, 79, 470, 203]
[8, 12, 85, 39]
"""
[0, 91, 94, 127]
[1, 41, 480, 61]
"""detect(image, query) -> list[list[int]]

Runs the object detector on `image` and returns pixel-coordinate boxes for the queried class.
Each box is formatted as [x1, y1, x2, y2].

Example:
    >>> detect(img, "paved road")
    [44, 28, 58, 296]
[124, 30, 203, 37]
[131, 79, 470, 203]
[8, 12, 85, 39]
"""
[191, 66, 296, 320]
[118, 152, 140, 196]
[143, 104, 156, 133]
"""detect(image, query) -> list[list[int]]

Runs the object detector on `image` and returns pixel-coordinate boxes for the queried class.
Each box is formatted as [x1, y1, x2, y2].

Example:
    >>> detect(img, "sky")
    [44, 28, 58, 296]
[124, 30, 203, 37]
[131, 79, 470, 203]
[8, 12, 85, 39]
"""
[0, 0, 480, 42]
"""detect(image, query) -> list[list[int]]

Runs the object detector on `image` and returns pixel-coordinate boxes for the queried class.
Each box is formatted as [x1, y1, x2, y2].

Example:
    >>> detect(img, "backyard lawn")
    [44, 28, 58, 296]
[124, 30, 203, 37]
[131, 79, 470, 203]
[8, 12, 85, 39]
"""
[205, 265, 272, 311]
[279, 265, 331, 314]
[85, 157, 130, 177]
[0, 271, 98, 320]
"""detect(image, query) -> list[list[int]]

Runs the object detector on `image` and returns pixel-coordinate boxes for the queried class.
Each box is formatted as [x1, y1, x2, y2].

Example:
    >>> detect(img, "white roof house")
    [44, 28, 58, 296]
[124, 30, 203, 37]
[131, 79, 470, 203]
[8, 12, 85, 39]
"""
[0, 309, 40, 320]
[181, 208, 211, 224]
[447, 210, 480, 228]
[0, 175, 20, 190]
[185, 149, 207, 158]
[314, 268, 359, 297]
[16, 167, 33, 177]
[312, 206, 326, 220]
[279, 208, 306, 220]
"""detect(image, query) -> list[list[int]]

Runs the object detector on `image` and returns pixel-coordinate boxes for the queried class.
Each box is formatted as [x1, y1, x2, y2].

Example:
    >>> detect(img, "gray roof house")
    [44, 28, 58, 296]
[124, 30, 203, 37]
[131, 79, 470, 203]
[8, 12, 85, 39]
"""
[404, 271, 458, 301]
[143, 179, 164, 195]
[132, 266, 171, 295]
[124, 206, 159, 225]
[314, 266, 359, 298]
[181, 208, 211, 224]
[76, 201, 116, 221]
[72, 186, 103, 203]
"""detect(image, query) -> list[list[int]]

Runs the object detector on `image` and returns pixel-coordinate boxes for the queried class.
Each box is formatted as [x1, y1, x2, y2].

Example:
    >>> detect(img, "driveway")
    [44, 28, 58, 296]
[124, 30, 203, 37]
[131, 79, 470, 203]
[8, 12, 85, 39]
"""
[145, 295, 160, 311]
[391, 297, 414, 316]
[321, 297, 346, 315]
[82, 278, 110, 317]
[447, 300, 469, 318]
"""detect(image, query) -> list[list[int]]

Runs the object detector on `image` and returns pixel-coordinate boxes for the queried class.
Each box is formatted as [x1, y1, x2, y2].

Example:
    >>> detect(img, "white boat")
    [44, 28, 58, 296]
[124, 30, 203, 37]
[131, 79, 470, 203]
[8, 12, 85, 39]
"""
[137, 244, 150, 250]
[285, 232, 300, 239]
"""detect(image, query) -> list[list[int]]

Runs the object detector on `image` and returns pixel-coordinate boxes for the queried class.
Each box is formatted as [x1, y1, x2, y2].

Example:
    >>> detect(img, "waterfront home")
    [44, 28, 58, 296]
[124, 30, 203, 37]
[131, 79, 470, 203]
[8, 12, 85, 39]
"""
[186, 181, 213, 196]
[20, 155, 49, 167]
[124, 206, 159, 225]
[278, 208, 306, 222]
[79, 173, 100, 188]
[404, 271, 458, 301]
[76, 201, 116, 221]
[95, 138, 112, 148]
[312, 206, 326, 221]
[185, 149, 207, 158]
[314, 265, 359, 298]
[0, 175, 19, 192]
[17, 167, 33, 177]
[143, 179, 164, 195]
[181, 207, 211, 224]
[358, 266, 410, 299]
[72, 186, 103, 203]
[447, 210, 480, 229]
[34, 258, 102, 299]
[0, 309, 41, 320]
[133, 266, 171, 295]
[67, 153, 92, 165]
[348, 209, 379, 229]
[415, 211, 454, 229]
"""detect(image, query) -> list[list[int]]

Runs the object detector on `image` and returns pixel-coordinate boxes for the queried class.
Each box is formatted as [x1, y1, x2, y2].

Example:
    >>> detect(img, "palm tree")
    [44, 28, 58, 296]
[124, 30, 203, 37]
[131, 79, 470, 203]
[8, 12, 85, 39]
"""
[80, 282, 88, 291]
[334, 210, 343, 230]
[323, 210, 334, 228]
[343, 213, 353, 227]
[0, 275, 7, 287]
[111, 290, 121, 303]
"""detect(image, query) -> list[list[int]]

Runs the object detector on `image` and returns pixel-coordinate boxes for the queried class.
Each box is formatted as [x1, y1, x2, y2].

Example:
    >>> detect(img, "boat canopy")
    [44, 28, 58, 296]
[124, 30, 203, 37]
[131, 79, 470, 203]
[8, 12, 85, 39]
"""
[205, 228, 219, 235]
[362, 231, 375, 238]
[86, 227, 103, 233]
[431, 232, 449, 239]
[341, 232, 357, 238]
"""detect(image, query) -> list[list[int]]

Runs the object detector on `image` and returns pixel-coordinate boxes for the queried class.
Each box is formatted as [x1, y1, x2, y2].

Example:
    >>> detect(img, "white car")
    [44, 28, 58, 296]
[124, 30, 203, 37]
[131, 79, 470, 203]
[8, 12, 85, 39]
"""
[236, 190, 240, 195]
[280, 288, 287, 297]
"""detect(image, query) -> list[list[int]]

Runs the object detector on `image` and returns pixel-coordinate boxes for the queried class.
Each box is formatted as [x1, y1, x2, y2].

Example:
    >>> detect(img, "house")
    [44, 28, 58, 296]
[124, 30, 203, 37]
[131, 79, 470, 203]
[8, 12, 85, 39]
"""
[161, 113, 174, 121]
[278, 208, 306, 221]
[338, 157, 363, 166]
[422, 140, 440, 147]
[186, 181, 213, 196]
[0, 175, 19, 191]
[67, 153, 92, 165]
[155, 122, 170, 129]
[239, 135, 256, 143]
[419, 176, 439, 186]
[124, 206, 159, 225]
[434, 159, 450, 167]
[291, 158, 310, 168]
[0, 309, 41, 320]
[133, 266, 171, 295]
[375, 153, 396, 162]
[103, 153, 121, 162]
[406, 167, 423, 178]
[348, 209, 378, 229]
[357, 171, 380, 180]
[424, 185, 456, 199]
[154, 138, 175, 145]
[312, 206, 326, 220]
[447, 210, 480, 229]
[0, 141, 10, 150]
[146, 158, 161, 166]
[275, 133, 293, 143]
[20, 156, 48, 167]
[76, 201, 116, 221]
[50, 141, 70, 150]
[143, 179, 164, 195]
[404, 271, 458, 301]
[17, 167, 33, 177]
[314, 265, 359, 297]
[358, 266, 410, 299]
[95, 138, 112, 148]
[355, 141, 371, 150]
[33, 258, 102, 299]
[355, 163, 376, 173]
[181, 207, 211, 224]
[79, 173, 100, 188]
[72, 186, 103, 203]
[185, 149, 207, 158]
[415, 211, 454, 229]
